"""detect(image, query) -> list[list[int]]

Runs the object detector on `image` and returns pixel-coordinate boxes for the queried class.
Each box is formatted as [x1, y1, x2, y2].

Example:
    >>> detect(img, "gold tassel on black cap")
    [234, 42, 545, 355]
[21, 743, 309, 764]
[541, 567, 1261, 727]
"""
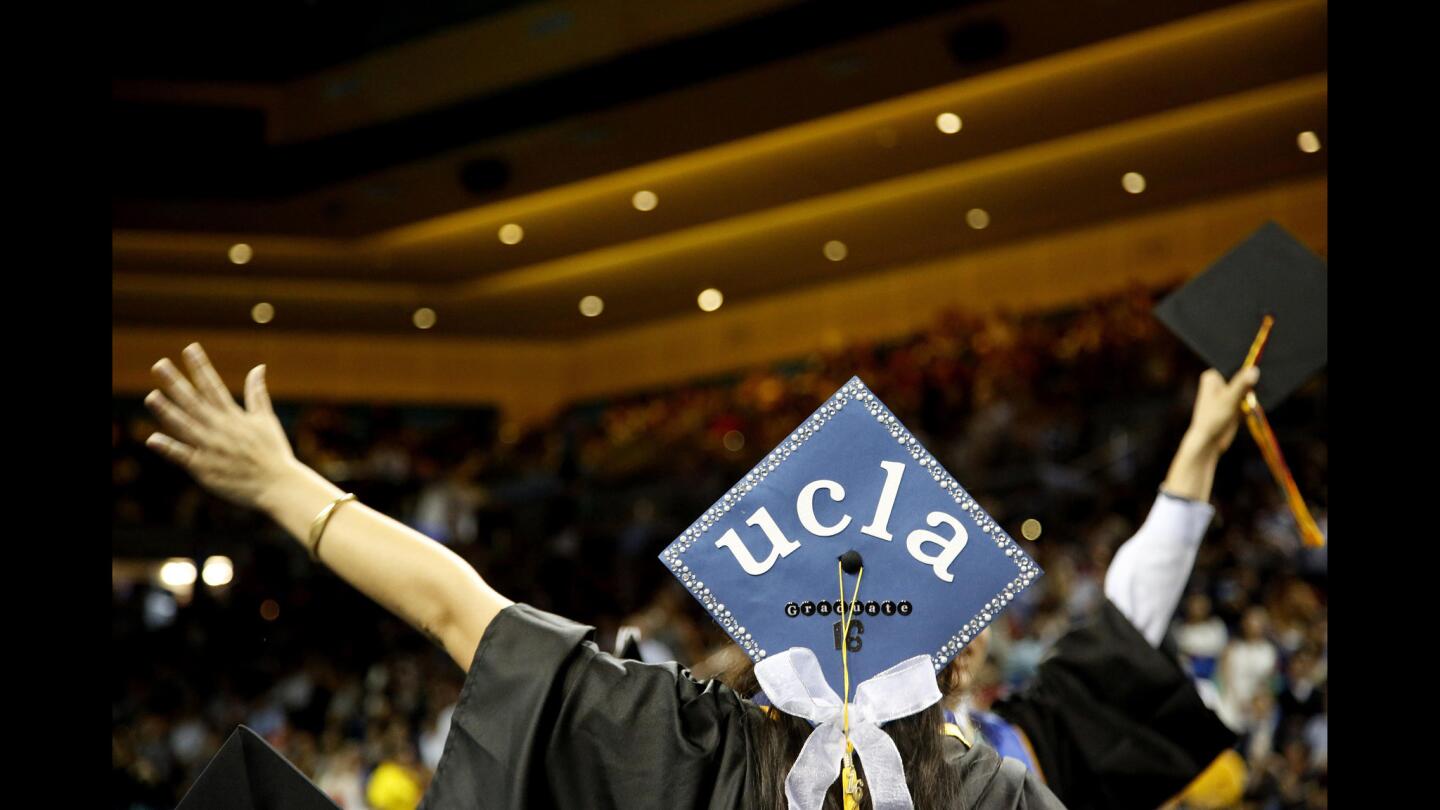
[1239, 315, 1325, 547]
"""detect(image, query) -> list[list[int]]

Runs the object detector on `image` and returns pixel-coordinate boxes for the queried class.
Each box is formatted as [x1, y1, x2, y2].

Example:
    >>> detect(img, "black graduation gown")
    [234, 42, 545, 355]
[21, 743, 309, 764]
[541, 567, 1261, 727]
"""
[991, 598, 1236, 810]
[419, 603, 1063, 810]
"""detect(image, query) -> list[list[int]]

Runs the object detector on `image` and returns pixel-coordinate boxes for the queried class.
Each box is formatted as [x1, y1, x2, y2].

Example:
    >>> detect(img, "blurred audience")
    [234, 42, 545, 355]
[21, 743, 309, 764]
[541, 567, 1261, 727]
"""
[1176, 593, 1229, 681]
[1219, 607, 1282, 732]
[112, 290, 1326, 809]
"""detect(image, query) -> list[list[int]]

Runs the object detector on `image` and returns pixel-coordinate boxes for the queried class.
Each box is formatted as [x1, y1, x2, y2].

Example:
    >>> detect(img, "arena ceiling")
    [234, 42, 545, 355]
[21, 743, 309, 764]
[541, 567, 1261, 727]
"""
[112, 0, 1327, 339]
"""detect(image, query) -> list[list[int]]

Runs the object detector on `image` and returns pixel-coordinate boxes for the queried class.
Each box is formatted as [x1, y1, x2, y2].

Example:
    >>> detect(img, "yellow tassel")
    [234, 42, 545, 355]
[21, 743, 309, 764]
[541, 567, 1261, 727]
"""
[842, 764, 864, 810]
[838, 564, 865, 809]
[1237, 316, 1324, 548]
[842, 740, 864, 808]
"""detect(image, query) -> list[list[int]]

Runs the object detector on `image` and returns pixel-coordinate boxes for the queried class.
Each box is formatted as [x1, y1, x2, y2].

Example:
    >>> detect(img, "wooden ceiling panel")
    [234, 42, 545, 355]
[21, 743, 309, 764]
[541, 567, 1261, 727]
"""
[112, 0, 1327, 343]
[112, 0, 1241, 236]
[113, 75, 1326, 337]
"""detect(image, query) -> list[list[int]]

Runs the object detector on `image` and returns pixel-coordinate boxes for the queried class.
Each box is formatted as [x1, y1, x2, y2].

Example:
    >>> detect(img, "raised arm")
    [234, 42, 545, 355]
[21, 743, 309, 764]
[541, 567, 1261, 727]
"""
[143, 343, 510, 671]
[1103, 367, 1259, 647]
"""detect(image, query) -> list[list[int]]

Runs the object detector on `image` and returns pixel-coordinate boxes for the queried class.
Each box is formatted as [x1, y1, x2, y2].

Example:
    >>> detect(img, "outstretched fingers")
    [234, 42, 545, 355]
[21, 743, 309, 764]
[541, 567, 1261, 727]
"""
[151, 357, 212, 423]
[182, 343, 239, 412]
[244, 364, 273, 415]
[146, 432, 196, 468]
[144, 389, 210, 447]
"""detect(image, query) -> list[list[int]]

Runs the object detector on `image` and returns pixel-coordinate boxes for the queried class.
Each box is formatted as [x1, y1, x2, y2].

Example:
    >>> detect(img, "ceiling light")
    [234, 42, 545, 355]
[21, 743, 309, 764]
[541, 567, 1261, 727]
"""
[632, 190, 658, 211]
[228, 243, 253, 265]
[697, 288, 724, 312]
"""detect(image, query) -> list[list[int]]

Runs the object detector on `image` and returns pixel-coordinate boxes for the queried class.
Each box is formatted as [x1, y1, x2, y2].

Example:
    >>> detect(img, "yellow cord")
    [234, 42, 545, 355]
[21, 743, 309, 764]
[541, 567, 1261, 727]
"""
[837, 561, 864, 807]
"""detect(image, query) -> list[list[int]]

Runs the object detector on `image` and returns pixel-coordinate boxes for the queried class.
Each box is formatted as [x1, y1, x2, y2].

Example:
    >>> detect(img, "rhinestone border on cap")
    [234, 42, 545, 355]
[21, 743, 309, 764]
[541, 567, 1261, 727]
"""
[659, 377, 1041, 667]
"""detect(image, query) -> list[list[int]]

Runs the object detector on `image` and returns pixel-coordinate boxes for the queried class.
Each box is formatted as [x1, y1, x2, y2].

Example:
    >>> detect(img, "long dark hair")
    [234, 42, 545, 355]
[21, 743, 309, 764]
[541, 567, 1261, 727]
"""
[722, 653, 966, 810]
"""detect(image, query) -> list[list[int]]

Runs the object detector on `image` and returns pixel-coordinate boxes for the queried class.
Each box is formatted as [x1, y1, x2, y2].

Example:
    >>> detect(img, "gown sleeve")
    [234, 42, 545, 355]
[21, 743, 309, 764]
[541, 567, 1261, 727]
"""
[418, 604, 755, 810]
[944, 735, 1069, 810]
[1103, 492, 1216, 648]
[990, 598, 1236, 810]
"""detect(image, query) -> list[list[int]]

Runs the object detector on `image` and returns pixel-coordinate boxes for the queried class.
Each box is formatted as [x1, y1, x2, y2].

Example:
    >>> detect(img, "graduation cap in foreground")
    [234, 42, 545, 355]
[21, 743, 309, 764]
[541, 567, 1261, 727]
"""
[660, 377, 1041, 807]
[1155, 221, 1327, 546]
[175, 725, 340, 810]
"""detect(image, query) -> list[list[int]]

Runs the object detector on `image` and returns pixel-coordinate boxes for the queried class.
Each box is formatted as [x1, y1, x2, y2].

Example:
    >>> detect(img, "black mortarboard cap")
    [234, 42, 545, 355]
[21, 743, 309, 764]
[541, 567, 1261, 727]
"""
[1155, 221, 1327, 410]
[175, 725, 340, 810]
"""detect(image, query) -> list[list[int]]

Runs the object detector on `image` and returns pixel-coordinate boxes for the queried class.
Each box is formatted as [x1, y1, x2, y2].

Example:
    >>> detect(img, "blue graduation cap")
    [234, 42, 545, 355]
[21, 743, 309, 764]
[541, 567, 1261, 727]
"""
[659, 377, 1042, 693]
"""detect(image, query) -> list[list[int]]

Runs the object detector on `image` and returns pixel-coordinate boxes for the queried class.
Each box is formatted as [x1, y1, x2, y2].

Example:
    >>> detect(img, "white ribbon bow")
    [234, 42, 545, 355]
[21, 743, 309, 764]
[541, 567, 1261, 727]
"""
[754, 648, 942, 810]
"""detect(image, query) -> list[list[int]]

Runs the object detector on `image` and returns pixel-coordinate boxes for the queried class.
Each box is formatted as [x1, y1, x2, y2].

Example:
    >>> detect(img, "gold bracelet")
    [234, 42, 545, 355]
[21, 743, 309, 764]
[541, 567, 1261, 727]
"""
[309, 493, 357, 562]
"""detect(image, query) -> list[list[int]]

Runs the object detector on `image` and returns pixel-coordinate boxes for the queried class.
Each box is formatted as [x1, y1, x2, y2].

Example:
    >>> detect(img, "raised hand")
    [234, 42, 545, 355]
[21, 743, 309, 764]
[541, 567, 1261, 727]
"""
[1185, 366, 1261, 455]
[144, 343, 298, 510]
[140, 344, 510, 671]
[1161, 366, 1260, 503]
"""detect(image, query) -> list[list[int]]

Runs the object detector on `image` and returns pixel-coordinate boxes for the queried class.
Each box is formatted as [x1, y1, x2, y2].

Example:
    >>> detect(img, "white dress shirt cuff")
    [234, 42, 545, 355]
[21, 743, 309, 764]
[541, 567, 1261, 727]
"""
[1103, 492, 1215, 647]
